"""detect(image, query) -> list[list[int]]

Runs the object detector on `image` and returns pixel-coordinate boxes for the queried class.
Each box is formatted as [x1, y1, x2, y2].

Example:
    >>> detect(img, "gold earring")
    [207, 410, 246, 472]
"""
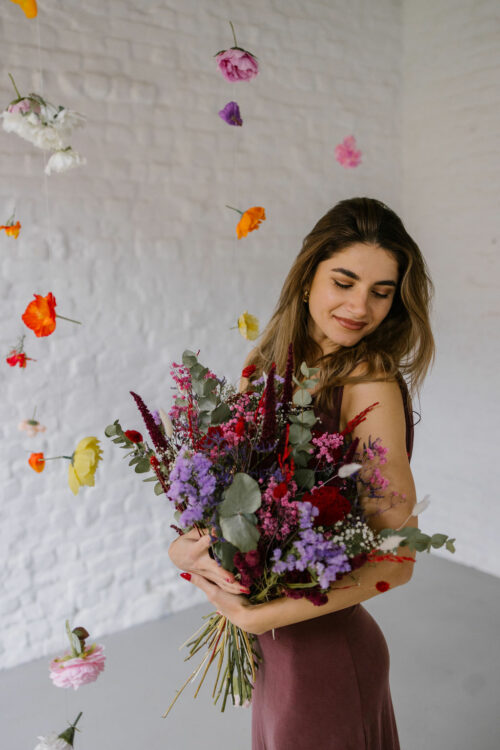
[303, 289, 310, 302]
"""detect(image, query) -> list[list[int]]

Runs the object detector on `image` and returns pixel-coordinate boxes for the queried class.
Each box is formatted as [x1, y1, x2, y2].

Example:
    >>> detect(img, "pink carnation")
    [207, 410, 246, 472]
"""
[216, 48, 259, 82]
[334, 135, 362, 168]
[49, 643, 105, 689]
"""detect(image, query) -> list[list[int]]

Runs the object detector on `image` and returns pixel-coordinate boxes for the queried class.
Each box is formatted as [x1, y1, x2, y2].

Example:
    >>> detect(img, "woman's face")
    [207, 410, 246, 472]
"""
[307, 243, 399, 355]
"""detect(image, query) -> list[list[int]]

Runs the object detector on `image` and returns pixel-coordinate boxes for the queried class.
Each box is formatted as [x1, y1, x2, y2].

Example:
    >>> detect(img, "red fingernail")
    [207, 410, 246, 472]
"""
[180, 572, 192, 581]
[240, 587, 250, 594]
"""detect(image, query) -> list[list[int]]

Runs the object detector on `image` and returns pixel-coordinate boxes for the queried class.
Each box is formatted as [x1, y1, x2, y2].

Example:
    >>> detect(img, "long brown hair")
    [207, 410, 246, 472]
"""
[248, 197, 435, 413]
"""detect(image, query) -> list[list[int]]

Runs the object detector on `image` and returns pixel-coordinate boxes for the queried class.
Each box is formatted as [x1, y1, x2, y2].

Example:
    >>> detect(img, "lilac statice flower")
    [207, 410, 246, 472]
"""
[151, 410, 161, 426]
[166, 446, 216, 527]
[218, 101, 243, 126]
[271, 501, 351, 588]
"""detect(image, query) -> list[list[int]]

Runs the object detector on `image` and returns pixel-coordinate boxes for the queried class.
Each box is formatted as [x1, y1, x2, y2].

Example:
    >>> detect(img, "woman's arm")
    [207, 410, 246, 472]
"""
[185, 375, 419, 634]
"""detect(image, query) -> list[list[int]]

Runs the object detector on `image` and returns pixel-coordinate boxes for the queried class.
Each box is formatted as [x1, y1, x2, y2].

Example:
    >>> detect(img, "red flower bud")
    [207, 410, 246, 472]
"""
[235, 418, 246, 436]
[241, 364, 257, 378]
[124, 429, 143, 443]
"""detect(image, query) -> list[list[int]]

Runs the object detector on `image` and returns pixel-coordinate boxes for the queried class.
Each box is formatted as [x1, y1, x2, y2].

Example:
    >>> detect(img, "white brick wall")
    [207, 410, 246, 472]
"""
[1, 0, 496, 670]
[401, 0, 500, 575]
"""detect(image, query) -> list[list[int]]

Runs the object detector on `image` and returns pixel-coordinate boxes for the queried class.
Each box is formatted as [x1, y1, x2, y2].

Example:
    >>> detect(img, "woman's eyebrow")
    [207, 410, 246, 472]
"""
[331, 267, 397, 287]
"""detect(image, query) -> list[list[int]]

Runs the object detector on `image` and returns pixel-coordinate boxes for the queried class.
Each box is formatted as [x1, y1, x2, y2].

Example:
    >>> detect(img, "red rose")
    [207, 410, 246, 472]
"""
[124, 429, 143, 443]
[241, 364, 257, 379]
[302, 486, 351, 527]
[375, 581, 391, 593]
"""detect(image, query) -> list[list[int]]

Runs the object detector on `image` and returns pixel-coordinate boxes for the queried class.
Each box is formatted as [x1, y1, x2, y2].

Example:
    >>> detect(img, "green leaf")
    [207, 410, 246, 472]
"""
[294, 468, 315, 489]
[112, 437, 125, 444]
[220, 514, 260, 553]
[128, 456, 141, 466]
[220, 473, 262, 516]
[190, 363, 209, 380]
[445, 539, 456, 553]
[300, 361, 311, 377]
[212, 541, 238, 570]
[134, 458, 151, 473]
[289, 423, 311, 444]
[430, 533, 449, 549]
[182, 350, 198, 368]
[104, 424, 118, 437]
[142, 476, 157, 482]
[198, 395, 217, 411]
[154, 482, 165, 495]
[297, 410, 317, 426]
[210, 403, 232, 425]
[292, 389, 312, 407]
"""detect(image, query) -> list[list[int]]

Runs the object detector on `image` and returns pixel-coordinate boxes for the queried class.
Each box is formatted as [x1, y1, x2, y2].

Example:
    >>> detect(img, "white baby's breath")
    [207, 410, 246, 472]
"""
[378, 534, 406, 552]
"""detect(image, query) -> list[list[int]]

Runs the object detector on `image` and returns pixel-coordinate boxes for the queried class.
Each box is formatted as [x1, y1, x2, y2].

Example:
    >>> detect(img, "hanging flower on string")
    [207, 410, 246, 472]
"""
[218, 101, 243, 126]
[9, 0, 37, 19]
[34, 712, 83, 750]
[6, 334, 35, 367]
[49, 621, 105, 689]
[226, 204, 266, 238]
[0, 212, 21, 238]
[215, 21, 259, 82]
[1, 74, 86, 172]
[19, 407, 46, 437]
[27, 437, 102, 495]
[22, 292, 81, 337]
[334, 135, 362, 168]
[45, 147, 86, 176]
[236, 310, 259, 341]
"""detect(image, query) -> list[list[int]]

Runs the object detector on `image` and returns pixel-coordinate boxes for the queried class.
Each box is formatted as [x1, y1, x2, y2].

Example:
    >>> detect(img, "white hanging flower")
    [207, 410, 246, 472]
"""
[45, 147, 86, 175]
[338, 462, 362, 478]
[51, 107, 86, 138]
[34, 734, 72, 750]
[412, 494, 431, 516]
[159, 407, 174, 437]
[378, 534, 407, 552]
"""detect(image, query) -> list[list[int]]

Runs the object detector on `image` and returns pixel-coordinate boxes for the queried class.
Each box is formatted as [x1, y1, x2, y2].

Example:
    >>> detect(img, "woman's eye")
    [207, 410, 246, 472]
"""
[373, 291, 390, 299]
[333, 280, 390, 299]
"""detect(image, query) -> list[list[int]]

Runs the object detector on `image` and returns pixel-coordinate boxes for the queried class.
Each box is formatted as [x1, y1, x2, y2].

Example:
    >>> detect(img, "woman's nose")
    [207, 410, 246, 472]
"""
[346, 289, 369, 317]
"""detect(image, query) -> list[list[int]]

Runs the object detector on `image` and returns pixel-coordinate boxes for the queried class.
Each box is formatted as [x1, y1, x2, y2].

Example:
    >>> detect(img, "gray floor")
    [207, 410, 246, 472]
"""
[2, 554, 500, 750]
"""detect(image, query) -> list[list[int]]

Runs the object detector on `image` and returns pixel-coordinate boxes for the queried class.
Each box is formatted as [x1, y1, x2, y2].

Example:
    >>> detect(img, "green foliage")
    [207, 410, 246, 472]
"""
[379, 526, 457, 554]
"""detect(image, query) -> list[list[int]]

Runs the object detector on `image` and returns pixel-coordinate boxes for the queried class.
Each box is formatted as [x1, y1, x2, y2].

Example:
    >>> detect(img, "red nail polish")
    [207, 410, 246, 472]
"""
[180, 572, 192, 581]
[240, 587, 250, 594]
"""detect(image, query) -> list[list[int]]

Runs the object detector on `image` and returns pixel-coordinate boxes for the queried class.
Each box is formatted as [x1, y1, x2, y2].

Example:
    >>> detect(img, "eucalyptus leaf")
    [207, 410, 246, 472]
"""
[220, 473, 261, 516]
[289, 423, 312, 445]
[294, 468, 315, 489]
[210, 403, 232, 425]
[182, 350, 198, 367]
[190, 363, 209, 380]
[220, 514, 260, 553]
[292, 389, 312, 407]
[142, 476, 157, 482]
[112, 437, 125, 444]
[430, 533, 448, 548]
[296, 410, 317, 427]
[445, 539, 456, 553]
[134, 458, 151, 473]
[198, 395, 217, 411]
[212, 541, 238, 570]
[154, 482, 165, 495]
[104, 424, 117, 437]
[300, 361, 311, 377]
[128, 456, 141, 466]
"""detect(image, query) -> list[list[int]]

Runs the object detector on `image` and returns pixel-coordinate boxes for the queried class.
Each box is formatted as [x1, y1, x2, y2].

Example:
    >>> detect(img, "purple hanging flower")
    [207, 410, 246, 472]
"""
[218, 101, 243, 126]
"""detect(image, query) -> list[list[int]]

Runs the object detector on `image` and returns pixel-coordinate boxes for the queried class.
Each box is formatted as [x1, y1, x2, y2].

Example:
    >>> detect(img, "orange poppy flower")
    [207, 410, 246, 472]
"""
[9, 0, 38, 19]
[28, 452, 45, 472]
[0, 221, 21, 238]
[236, 207, 266, 239]
[22, 292, 57, 337]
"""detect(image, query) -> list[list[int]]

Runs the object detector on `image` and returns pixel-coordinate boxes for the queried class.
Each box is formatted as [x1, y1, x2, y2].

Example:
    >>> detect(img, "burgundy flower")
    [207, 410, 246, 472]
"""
[124, 429, 143, 443]
[302, 486, 351, 527]
[218, 101, 243, 126]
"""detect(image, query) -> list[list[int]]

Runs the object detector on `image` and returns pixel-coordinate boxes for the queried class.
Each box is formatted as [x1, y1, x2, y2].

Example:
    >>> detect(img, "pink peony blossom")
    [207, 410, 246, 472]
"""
[334, 135, 362, 168]
[216, 48, 259, 82]
[8, 98, 38, 115]
[49, 643, 105, 689]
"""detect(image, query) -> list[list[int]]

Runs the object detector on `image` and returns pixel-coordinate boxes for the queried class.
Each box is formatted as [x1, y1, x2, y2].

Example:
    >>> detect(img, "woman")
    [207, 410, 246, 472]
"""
[169, 197, 435, 749]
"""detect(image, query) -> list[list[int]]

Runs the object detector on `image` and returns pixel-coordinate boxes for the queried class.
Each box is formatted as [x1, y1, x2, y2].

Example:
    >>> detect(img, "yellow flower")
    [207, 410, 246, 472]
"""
[237, 311, 259, 341]
[68, 437, 102, 495]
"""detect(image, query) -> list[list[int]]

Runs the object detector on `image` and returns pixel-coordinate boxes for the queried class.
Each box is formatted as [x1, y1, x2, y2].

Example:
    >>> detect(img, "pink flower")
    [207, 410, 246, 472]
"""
[334, 135, 362, 168]
[216, 48, 259, 82]
[8, 98, 38, 114]
[49, 643, 105, 689]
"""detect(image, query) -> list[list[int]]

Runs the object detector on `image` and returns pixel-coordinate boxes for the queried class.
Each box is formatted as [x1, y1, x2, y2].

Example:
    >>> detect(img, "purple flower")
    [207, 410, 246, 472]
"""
[166, 447, 216, 527]
[218, 101, 243, 126]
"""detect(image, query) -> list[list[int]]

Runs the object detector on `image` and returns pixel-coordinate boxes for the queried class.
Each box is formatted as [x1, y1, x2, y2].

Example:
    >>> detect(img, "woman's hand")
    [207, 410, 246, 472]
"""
[168, 528, 250, 595]
[181, 571, 256, 632]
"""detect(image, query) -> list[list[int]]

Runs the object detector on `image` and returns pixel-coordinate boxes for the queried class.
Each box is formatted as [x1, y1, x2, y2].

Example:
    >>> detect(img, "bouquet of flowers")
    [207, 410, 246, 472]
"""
[105, 346, 455, 714]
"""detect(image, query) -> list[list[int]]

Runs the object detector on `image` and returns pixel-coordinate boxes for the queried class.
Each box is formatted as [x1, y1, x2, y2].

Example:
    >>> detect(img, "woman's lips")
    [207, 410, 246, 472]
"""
[334, 316, 367, 330]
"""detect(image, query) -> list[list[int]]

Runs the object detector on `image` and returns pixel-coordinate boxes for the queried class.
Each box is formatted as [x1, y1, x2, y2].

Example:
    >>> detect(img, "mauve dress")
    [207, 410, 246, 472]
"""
[251, 377, 414, 750]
